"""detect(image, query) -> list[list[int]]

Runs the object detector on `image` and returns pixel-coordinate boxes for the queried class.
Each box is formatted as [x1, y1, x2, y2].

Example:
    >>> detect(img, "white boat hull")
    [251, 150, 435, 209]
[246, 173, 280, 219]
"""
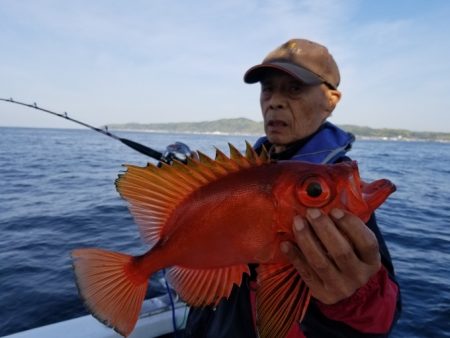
[3, 297, 188, 338]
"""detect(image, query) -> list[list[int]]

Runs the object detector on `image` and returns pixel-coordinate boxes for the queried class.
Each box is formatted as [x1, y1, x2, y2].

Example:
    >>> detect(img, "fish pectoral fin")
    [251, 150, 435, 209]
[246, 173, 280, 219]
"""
[166, 264, 250, 307]
[256, 263, 310, 338]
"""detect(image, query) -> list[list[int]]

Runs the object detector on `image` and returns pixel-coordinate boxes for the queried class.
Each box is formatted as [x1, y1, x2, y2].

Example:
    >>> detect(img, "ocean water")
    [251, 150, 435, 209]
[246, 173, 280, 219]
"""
[0, 127, 449, 337]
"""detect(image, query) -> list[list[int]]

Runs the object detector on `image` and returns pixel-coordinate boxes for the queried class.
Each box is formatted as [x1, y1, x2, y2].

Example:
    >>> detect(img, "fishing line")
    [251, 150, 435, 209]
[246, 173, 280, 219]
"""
[2, 97, 190, 333]
[163, 269, 182, 338]
[0, 97, 169, 162]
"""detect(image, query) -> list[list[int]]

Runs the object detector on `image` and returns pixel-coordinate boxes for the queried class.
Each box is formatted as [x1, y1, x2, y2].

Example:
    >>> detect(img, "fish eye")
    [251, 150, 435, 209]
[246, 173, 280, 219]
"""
[297, 176, 331, 207]
[306, 182, 322, 197]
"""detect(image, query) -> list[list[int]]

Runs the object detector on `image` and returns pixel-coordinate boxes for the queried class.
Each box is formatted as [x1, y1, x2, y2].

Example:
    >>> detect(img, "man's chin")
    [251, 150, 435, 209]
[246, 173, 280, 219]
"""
[266, 134, 290, 147]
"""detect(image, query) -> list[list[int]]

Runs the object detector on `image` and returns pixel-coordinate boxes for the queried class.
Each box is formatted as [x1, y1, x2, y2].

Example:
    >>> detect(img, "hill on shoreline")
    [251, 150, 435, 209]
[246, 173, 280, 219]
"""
[107, 118, 450, 142]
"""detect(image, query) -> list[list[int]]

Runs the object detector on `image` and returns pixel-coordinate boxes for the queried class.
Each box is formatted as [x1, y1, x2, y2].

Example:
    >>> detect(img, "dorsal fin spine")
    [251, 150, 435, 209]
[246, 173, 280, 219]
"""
[197, 152, 225, 176]
[132, 203, 170, 214]
[245, 141, 260, 165]
[212, 148, 241, 172]
[126, 187, 178, 204]
[229, 143, 252, 168]
[131, 211, 159, 219]
[209, 155, 230, 176]
[186, 159, 217, 183]
[122, 192, 172, 207]
[228, 143, 244, 160]
[157, 167, 198, 191]
[214, 148, 228, 161]
[209, 164, 227, 177]
[180, 158, 217, 183]
[122, 168, 183, 199]
[120, 180, 179, 199]
[260, 148, 269, 162]
[117, 142, 270, 250]
[143, 163, 198, 190]
[191, 153, 235, 180]
[197, 151, 214, 163]
[172, 165, 212, 189]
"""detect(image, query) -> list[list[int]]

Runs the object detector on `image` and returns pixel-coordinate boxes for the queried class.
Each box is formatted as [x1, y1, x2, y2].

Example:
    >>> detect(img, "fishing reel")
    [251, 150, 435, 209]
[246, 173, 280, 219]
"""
[160, 141, 195, 165]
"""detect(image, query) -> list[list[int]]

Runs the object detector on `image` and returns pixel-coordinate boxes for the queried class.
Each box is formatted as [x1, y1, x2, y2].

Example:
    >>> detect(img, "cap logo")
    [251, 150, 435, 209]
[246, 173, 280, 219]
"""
[286, 41, 302, 55]
[266, 41, 302, 62]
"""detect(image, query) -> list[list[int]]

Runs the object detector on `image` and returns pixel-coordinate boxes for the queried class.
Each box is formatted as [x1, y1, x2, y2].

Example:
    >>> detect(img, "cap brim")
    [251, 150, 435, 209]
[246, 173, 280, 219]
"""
[243, 62, 324, 85]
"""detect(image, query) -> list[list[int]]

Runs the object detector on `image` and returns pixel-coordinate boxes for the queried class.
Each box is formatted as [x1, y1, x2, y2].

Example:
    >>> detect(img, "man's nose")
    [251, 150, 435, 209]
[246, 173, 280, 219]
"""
[268, 91, 287, 109]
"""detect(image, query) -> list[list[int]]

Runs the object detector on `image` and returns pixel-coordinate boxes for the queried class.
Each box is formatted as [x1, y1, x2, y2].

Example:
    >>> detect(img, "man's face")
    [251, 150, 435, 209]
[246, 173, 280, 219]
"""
[260, 70, 338, 151]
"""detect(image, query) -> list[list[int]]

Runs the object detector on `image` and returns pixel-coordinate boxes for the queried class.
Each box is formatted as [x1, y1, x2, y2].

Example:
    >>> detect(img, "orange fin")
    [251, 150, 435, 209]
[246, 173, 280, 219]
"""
[115, 142, 270, 247]
[256, 263, 310, 338]
[166, 264, 250, 307]
[72, 249, 148, 337]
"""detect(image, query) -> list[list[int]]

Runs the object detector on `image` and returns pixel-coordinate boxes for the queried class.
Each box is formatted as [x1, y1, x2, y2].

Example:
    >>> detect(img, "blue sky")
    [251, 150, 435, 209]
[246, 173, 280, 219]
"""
[1, 0, 449, 132]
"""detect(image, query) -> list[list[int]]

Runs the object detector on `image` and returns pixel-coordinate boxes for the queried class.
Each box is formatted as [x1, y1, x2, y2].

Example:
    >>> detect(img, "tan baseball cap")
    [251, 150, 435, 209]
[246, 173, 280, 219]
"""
[243, 39, 340, 89]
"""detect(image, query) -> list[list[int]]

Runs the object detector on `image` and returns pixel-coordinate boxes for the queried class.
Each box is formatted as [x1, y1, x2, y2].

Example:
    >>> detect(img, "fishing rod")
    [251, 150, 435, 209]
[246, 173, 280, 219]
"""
[0, 97, 193, 164]
[1, 97, 191, 335]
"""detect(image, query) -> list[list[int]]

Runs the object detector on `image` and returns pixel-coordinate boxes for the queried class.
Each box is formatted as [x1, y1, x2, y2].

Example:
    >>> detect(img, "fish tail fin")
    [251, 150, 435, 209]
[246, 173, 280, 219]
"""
[72, 248, 148, 337]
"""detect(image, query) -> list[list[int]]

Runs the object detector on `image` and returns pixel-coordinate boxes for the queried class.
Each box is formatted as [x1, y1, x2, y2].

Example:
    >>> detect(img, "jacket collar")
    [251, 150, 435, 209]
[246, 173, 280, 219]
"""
[254, 122, 355, 164]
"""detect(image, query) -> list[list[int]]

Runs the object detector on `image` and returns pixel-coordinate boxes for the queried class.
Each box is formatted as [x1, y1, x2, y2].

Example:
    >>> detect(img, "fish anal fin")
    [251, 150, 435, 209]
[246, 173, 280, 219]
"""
[166, 264, 250, 307]
[256, 263, 311, 338]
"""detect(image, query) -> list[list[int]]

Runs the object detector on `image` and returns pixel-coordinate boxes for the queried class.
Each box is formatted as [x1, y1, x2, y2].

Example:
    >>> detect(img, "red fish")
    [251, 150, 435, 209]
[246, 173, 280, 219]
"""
[72, 143, 395, 337]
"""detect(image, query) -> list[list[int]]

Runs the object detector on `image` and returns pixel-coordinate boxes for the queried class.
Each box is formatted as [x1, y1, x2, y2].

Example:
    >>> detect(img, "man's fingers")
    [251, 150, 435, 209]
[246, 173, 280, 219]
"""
[305, 208, 360, 273]
[292, 216, 331, 271]
[282, 212, 383, 304]
[330, 209, 381, 266]
[280, 240, 319, 286]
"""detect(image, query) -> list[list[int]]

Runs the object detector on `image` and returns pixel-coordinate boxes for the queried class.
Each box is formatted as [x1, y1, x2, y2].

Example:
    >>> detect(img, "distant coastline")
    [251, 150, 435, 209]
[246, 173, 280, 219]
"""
[106, 118, 450, 142]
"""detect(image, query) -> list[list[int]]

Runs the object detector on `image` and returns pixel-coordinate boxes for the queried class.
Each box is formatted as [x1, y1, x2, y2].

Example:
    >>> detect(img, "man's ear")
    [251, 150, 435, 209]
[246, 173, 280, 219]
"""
[327, 89, 341, 111]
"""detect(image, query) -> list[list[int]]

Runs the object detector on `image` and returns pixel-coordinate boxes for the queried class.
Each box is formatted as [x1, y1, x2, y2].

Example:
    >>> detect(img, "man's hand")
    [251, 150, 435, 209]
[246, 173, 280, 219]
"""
[280, 208, 381, 305]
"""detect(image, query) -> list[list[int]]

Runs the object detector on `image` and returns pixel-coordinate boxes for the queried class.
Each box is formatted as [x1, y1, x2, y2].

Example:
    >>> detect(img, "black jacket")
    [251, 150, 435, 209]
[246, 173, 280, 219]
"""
[184, 133, 401, 337]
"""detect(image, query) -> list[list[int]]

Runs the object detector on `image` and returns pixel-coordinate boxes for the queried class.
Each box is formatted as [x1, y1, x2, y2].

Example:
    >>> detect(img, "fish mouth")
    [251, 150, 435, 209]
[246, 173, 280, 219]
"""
[361, 179, 396, 211]
[347, 162, 396, 221]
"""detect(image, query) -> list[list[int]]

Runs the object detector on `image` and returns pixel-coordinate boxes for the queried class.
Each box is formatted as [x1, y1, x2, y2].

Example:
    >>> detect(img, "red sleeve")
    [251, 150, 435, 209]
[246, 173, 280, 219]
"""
[316, 266, 399, 334]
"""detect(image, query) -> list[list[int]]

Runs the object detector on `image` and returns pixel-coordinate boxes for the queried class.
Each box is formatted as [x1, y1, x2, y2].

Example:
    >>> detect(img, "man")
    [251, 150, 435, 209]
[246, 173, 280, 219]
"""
[184, 39, 401, 337]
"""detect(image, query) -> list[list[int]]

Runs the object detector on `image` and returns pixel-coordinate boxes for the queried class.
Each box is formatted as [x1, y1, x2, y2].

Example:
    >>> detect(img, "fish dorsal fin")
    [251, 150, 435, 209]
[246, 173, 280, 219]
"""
[245, 140, 263, 165]
[229, 143, 252, 168]
[256, 263, 311, 338]
[115, 142, 270, 247]
[166, 264, 250, 307]
[259, 144, 270, 162]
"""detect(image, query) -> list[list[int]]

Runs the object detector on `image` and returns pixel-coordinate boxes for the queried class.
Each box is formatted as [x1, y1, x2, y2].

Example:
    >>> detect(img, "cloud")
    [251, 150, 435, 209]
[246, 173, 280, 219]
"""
[1, 0, 450, 132]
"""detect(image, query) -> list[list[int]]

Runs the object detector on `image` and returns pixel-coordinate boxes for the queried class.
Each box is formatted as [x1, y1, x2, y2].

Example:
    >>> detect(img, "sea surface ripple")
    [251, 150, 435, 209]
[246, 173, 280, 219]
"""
[0, 127, 449, 337]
